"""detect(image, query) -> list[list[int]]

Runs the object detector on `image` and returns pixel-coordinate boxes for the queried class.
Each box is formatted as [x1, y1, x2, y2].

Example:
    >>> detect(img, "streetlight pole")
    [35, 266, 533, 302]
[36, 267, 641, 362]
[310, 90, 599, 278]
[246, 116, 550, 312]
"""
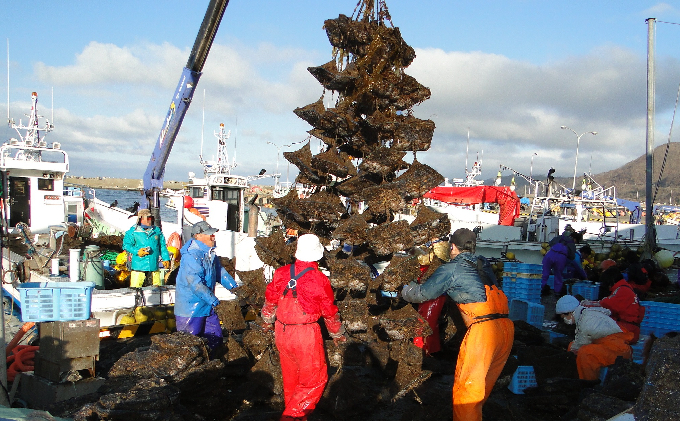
[561, 126, 597, 191]
[266, 141, 281, 175]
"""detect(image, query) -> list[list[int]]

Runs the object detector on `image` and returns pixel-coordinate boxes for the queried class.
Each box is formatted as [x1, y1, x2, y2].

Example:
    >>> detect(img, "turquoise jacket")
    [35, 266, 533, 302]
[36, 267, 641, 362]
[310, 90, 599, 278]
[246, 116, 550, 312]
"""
[122, 224, 170, 272]
[175, 238, 237, 318]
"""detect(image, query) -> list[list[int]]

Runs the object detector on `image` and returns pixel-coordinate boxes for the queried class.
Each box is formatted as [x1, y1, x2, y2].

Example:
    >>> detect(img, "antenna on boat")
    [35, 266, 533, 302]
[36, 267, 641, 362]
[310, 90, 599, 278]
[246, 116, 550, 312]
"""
[6, 38, 9, 126]
[51, 87, 54, 126]
[232, 116, 238, 168]
[200, 89, 205, 162]
[465, 128, 470, 175]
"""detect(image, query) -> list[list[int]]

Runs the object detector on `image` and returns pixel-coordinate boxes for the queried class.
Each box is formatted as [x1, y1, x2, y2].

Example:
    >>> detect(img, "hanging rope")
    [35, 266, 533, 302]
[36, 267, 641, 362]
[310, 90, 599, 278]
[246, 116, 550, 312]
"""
[652, 81, 680, 204]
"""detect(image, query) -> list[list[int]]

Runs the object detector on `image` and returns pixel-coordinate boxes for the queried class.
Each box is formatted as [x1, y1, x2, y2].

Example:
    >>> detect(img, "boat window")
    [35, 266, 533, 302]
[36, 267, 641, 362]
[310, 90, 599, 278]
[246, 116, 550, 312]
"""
[38, 178, 54, 191]
[211, 187, 239, 204]
[190, 187, 204, 198]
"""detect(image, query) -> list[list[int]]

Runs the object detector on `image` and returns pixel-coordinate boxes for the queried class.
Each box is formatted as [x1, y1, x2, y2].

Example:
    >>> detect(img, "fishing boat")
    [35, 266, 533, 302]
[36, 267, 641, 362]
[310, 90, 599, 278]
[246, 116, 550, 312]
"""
[164, 123, 282, 240]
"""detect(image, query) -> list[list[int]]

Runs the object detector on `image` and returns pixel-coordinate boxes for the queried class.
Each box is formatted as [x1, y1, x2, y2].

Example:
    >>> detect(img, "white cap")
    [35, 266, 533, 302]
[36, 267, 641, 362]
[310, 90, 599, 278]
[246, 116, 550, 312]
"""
[556, 295, 580, 314]
[295, 234, 324, 262]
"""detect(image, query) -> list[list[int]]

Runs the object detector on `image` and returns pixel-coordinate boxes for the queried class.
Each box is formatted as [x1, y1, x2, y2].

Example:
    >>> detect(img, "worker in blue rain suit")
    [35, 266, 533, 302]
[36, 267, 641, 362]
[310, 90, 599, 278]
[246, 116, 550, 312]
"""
[402, 228, 514, 421]
[123, 208, 171, 287]
[175, 221, 237, 352]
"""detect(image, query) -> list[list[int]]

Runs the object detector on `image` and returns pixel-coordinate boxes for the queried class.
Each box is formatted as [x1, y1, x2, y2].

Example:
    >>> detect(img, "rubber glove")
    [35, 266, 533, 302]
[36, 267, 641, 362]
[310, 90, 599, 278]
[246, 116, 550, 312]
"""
[162, 261, 171, 269]
[137, 247, 151, 257]
[401, 281, 423, 303]
[332, 335, 347, 347]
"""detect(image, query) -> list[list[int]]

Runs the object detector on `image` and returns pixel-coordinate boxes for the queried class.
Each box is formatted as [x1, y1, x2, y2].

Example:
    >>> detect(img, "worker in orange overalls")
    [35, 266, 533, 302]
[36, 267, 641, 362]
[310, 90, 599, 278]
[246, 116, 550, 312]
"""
[402, 228, 514, 421]
[261, 234, 346, 421]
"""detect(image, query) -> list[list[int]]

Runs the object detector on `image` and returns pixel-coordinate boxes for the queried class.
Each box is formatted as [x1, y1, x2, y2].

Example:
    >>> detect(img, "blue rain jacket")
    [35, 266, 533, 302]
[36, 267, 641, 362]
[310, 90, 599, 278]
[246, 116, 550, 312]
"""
[123, 224, 170, 272]
[175, 238, 237, 318]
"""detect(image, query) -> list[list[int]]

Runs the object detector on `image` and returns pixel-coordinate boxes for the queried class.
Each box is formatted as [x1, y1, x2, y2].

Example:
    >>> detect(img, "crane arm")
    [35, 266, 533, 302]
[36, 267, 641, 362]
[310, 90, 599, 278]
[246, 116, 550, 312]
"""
[142, 0, 229, 216]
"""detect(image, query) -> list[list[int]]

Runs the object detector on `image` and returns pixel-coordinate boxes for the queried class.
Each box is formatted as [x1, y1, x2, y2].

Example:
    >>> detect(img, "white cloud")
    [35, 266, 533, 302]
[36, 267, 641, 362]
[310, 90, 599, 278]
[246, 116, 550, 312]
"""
[13, 37, 680, 183]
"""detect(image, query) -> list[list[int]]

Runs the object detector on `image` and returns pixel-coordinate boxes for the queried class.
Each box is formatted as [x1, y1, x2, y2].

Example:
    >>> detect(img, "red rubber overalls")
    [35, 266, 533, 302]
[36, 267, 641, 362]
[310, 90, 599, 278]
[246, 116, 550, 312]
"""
[262, 262, 342, 421]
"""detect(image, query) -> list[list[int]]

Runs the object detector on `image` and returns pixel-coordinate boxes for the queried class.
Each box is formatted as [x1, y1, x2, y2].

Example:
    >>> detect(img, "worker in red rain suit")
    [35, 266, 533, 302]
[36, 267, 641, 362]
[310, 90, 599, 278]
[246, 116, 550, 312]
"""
[402, 228, 514, 421]
[413, 238, 451, 354]
[581, 267, 645, 344]
[261, 234, 346, 421]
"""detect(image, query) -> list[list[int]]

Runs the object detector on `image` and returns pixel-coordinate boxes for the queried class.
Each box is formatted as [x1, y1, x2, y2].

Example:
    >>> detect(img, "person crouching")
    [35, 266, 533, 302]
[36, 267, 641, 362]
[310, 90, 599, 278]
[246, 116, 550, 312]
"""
[555, 295, 634, 380]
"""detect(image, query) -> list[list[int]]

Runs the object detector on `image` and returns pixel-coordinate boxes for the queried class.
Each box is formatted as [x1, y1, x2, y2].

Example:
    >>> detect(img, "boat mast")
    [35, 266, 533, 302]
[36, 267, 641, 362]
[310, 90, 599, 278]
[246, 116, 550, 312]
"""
[645, 18, 657, 255]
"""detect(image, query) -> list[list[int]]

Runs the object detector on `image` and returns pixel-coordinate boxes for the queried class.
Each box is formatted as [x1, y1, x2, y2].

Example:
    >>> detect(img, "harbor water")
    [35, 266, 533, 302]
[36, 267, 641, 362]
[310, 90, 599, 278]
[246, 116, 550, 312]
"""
[86, 189, 176, 222]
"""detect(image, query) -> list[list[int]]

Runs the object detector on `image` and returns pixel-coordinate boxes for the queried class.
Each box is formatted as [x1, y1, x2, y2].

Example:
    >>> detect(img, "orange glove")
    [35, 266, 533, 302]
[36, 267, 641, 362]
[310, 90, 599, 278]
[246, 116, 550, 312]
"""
[137, 247, 151, 257]
[162, 261, 171, 269]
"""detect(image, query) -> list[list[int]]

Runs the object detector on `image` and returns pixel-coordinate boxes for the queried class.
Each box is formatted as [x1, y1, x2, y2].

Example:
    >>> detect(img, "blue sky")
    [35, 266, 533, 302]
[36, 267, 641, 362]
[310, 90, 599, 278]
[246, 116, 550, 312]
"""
[2, 1, 680, 187]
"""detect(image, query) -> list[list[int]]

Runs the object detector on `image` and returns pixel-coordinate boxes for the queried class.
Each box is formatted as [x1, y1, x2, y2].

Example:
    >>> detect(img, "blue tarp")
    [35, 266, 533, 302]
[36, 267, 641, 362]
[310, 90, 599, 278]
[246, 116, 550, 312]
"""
[520, 197, 531, 205]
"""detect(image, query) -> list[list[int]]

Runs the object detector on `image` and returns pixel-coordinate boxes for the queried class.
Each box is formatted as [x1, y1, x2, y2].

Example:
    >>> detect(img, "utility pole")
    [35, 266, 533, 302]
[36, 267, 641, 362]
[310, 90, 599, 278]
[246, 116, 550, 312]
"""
[645, 17, 657, 255]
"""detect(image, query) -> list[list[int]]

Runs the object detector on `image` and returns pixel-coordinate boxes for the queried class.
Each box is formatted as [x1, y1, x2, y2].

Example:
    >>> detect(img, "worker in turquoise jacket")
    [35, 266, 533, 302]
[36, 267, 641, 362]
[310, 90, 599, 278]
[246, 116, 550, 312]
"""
[175, 221, 237, 352]
[122, 209, 171, 287]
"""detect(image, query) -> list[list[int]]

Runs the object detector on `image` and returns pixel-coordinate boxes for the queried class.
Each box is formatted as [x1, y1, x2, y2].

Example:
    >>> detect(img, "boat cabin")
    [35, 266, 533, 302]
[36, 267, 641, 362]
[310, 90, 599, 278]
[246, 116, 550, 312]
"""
[2, 92, 83, 234]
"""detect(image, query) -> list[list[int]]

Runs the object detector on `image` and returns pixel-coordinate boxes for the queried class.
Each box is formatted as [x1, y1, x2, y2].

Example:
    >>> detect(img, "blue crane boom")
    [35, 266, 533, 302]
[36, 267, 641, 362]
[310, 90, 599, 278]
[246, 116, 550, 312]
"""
[142, 0, 229, 223]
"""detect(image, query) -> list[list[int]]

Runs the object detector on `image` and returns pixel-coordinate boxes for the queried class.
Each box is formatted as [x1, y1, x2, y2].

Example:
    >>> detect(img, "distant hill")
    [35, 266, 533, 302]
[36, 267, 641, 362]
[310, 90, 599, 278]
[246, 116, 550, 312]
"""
[487, 142, 680, 203]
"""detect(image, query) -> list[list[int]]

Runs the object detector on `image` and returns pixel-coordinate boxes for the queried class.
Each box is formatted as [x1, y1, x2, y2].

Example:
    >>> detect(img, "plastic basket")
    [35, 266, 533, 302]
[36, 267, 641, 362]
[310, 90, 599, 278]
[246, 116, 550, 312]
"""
[509, 366, 537, 394]
[639, 301, 680, 336]
[631, 335, 648, 364]
[18, 281, 94, 322]
[517, 263, 542, 274]
[547, 330, 567, 344]
[509, 299, 544, 328]
[569, 282, 599, 300]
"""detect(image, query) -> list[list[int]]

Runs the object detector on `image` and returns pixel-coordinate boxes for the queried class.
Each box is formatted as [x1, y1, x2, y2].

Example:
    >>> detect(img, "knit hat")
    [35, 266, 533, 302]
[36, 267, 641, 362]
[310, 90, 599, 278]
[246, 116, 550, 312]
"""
[556, 295, 580, 314]
[137, 208, 152, 221]
[295, 234, 324, 262]
[449, 228, 477, 251]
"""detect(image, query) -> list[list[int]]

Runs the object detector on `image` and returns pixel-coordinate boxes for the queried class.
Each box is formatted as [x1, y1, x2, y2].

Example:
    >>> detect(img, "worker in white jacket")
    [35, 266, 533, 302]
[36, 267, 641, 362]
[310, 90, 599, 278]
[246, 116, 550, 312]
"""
[555, 295, 634, 380]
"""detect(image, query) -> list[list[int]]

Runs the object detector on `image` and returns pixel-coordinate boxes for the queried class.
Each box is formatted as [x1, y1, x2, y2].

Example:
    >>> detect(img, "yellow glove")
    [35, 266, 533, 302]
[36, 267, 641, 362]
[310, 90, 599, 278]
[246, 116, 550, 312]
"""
[162, 260, 171, 269]
[137, 247, 151, 257]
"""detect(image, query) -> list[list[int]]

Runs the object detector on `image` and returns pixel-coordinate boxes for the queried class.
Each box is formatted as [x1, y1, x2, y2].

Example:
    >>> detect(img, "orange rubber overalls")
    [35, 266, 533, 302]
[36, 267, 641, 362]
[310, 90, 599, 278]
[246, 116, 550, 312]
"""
[453, 284, 514, 421]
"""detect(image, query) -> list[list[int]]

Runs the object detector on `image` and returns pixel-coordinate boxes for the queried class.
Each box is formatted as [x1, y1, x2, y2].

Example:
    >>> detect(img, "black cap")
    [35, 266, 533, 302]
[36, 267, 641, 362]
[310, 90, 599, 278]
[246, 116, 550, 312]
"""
[449, 228, 477, 251]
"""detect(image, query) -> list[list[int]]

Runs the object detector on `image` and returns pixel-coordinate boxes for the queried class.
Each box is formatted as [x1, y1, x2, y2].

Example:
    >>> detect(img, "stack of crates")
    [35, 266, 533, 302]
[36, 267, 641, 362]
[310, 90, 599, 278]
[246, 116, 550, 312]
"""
[639, 301, 680, 336]
[568, 282, 600, 300]
[509, 299, 545, 328]
[502, 263, 542, 303]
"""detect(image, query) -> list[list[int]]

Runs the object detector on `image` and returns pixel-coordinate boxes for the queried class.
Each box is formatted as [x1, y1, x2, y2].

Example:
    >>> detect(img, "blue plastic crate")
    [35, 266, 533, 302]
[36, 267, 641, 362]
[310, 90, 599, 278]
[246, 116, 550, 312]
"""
[639, 301, 680, 336]
[509, 299, 529, 321]
[517, 263, 542, 274]
[527, 302, 545, 328]
[509, 366, 537, 394]
[569, 282, 599, 300]
[509, 299, 544, 328]
[631, 335, 648, 364]
[547, 330, 567, 344]
[505, 290, 541, 304]
[18, 281, 94, 322]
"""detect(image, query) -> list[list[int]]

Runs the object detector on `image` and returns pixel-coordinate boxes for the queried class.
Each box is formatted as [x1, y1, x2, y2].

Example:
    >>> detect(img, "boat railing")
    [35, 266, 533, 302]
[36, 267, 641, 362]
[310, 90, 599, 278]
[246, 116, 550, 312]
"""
[0, 143, 69, 172]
